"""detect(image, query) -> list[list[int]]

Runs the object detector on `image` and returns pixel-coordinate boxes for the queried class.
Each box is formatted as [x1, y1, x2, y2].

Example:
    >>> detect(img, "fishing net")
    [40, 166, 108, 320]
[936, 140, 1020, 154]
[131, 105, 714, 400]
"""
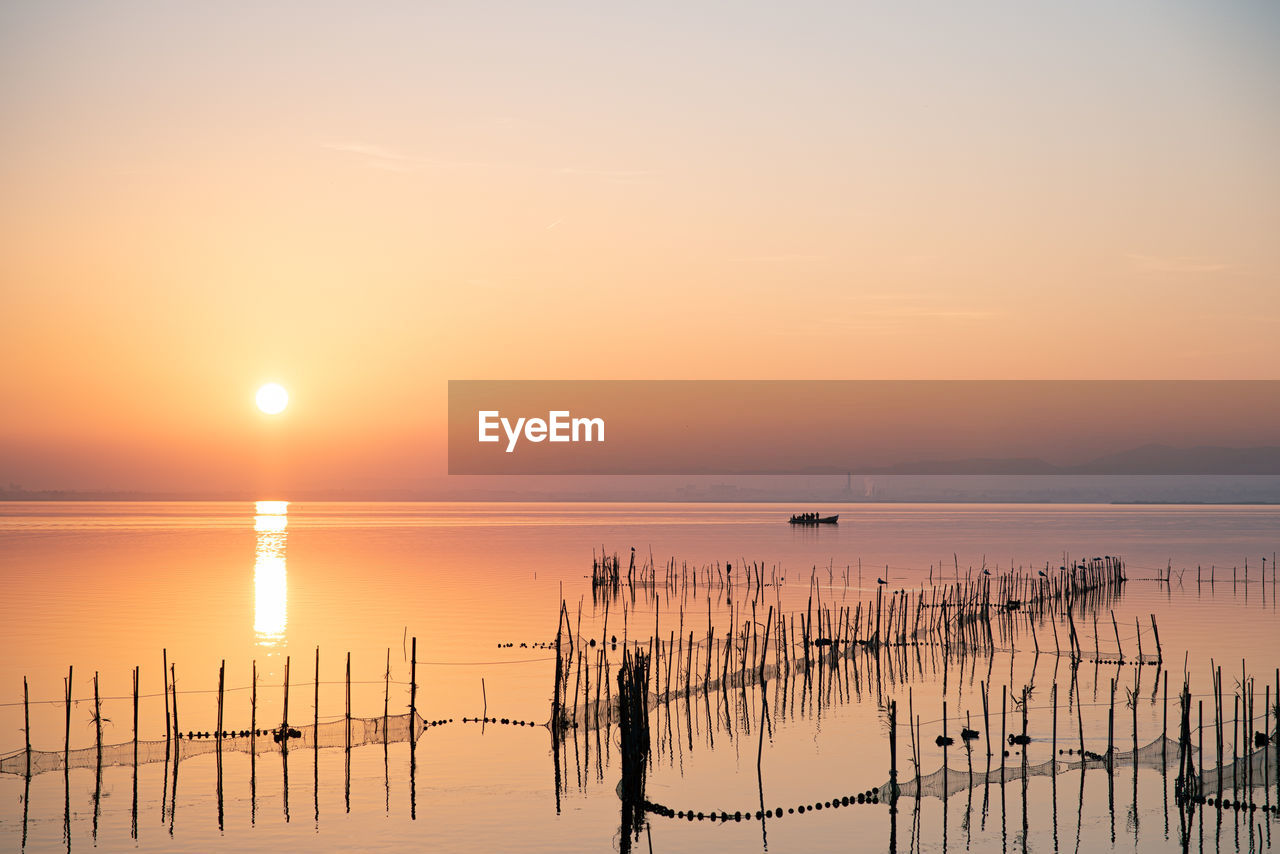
[0, 711, 427, 778]
[879, 735, 1188, 800]
[1194, 734, 1279, 797]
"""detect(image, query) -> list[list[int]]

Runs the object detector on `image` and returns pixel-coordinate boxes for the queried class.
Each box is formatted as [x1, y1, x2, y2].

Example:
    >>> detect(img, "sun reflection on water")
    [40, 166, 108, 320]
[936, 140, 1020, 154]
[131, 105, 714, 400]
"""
[253, 500, 288, 647]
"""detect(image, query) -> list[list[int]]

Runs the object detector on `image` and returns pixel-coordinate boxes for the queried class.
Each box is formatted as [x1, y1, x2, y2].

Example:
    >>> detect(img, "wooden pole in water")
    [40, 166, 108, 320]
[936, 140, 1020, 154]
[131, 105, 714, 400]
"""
[1132, 674, 1138, 762]
[384, 649, 390, 743]
[1198, 699, 1204, 792]
[22, 675, 31, 779]
[1110, 611, 1122, 662]
[170, 663, 177, 743]
[133, 666, 140, 749]
[283, 656, 291, 729]
[1107, 678, 1115, 770]
[1000, 687, 1006, 777]
[889, 698, 898, 801]
[909, 687, 919, 788]
[314, 647, 320, 747]
[65, 666, 73, 760]
[1215, 665, 1223, 797]
[252, 661, 257, 750]
[982, 681, 991, 760]
[346, 652, 352, 752]
[1052, 682, 1058, 762]
[410, 637, 417, 723]
[553, 604, 563, 734]
[1233, 693, 1239, 798]
[163, 649, 170, 750]
[1161, 670, 1168, 766]
[94, 670, 102, 757]
[1246, 678, 1253, 794]
[943, 699, 949, 770]
[1076, 679, 1085, 759]
[217, 661, 224, 747]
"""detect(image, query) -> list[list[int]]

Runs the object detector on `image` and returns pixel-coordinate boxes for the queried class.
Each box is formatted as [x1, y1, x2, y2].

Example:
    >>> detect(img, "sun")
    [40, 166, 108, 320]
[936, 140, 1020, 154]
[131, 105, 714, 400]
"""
[256, 383, 289, 415]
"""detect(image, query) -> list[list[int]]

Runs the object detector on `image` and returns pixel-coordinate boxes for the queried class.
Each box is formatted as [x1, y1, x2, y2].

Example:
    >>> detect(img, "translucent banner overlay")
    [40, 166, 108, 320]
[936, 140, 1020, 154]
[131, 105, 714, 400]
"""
[448, 380, 1280, 475]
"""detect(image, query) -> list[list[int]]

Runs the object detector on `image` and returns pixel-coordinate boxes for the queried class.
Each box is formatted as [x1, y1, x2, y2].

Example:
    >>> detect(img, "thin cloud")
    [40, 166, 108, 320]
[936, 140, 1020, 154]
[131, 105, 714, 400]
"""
[1126, 254, 1232, 274]
[323, 142, 651, 183]
[863, 307, 999, 319]
[322, 142, 418, 172]
[321, 141, 509, 173]
[731, 253, 828, 263]
[555, 166, 655, 184]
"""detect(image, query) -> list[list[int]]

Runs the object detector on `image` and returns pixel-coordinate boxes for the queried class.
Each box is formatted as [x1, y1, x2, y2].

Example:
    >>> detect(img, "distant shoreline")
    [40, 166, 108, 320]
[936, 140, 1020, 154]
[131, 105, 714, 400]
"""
[1, 493, 1277, 506]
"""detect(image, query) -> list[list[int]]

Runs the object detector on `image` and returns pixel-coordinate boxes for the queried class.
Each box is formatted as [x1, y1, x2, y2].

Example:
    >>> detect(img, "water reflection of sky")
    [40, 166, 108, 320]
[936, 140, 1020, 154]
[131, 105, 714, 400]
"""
[253, 500, 287, 648]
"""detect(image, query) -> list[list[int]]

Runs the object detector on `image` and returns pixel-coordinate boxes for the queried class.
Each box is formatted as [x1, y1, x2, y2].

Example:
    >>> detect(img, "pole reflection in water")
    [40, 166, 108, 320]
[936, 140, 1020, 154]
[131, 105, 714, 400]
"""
[254, 501, 289, 649]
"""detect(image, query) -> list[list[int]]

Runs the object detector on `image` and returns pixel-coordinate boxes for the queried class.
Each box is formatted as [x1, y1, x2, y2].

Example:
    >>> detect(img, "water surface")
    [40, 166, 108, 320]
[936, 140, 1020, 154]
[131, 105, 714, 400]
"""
[0, 502, 1276, 852]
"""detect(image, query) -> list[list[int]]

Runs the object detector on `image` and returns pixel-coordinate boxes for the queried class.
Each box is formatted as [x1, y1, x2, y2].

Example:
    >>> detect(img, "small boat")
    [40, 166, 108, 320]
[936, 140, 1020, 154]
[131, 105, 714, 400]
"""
[788, 514, 838, 525]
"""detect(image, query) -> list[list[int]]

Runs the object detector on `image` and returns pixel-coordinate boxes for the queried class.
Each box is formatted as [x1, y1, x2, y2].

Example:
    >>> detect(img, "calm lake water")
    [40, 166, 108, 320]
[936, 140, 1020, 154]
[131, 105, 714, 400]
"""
[0, 501, 1276, 852]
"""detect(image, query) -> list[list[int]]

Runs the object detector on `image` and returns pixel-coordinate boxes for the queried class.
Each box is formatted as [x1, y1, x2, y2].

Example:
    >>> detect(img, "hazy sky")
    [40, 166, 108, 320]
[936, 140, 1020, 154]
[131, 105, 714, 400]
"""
[1, 1, 1277, 492]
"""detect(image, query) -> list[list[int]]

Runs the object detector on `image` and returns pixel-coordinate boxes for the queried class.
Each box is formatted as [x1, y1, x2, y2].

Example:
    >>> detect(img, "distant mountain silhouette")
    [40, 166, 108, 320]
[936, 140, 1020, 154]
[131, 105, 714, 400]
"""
[1068, 444, 1280, 475]
[862, 445, 1280, 476]
[861, 457, 1061, 475]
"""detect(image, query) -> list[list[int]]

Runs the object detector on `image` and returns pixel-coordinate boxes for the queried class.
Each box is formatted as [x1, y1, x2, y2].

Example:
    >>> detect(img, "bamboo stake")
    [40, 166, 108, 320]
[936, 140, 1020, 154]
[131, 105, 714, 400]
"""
[889, 698, 898, 802]
[1107, 678, 1115, 771]
[216, 660, 224, 747]
[982, 681, 991, 760]
[1076, 677, 1085, 759]
[1161, 670, 1168, 768]
[1052, 682, 1058, 762]
[283, 656, 291, 730]
[170, 663, 178, 744]
[163, 649, 170, 751]
[64, 666, 72, 759]
[23, 676, 31, 777]
[1110, 611, 1122, 662]
[1000, 687, 1006, 778]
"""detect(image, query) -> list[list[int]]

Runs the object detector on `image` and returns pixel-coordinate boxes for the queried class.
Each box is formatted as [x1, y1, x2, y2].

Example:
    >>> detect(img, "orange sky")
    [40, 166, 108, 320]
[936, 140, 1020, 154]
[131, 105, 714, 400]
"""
[1, 2, 1277, 492]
